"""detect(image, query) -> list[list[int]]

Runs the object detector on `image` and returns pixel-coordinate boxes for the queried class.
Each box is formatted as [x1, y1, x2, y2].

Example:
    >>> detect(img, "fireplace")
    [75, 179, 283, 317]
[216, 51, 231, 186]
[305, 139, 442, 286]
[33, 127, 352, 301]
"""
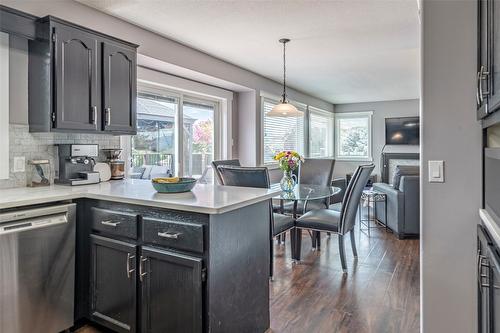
[381, 153, 420, 183]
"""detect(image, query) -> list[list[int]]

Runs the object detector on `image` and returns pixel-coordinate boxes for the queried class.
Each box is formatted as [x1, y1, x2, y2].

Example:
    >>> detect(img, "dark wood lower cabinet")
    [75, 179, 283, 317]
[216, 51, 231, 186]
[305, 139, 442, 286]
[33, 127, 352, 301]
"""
[90, 235, 137, 333]
[140, 247, 203, 333]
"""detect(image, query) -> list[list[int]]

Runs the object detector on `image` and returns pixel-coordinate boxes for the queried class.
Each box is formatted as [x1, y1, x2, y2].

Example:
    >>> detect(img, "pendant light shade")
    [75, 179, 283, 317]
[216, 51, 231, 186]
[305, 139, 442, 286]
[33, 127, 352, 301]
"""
[268, 38, 303, 118]
[267, 102, 301, 117]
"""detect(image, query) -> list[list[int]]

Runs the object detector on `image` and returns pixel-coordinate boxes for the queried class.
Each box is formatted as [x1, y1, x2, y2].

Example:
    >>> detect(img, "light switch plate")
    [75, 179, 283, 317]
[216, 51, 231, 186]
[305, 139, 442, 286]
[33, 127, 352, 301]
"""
[428, 160, 444, 183]
[13, 156, 25, 173]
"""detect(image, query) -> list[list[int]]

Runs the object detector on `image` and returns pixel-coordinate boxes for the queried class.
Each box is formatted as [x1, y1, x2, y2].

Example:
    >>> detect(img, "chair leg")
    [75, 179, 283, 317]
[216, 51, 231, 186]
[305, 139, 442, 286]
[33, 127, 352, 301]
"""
[350, 229, 358, 258]
[270, 233, 274, 279]
[327, 232, 331, 237]
[282, 232, 286, 244]
[295, 229, 302, 261]
[316, 231, 321, 250]
[338, 234, 347, 273]
[290, 229, 296, 259]
[311, 231, 316, 250]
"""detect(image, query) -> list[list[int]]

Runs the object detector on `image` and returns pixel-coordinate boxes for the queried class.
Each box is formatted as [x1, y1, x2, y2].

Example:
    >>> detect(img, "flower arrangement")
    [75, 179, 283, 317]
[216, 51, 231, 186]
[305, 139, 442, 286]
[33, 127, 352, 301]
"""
[273, 150, 304, 172]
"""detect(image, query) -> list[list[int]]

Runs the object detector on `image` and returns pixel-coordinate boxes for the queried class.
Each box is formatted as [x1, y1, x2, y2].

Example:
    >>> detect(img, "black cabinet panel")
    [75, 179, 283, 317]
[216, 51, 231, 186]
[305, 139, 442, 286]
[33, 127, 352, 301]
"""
[140, 246, 203, 333]
[54, 24, 99, 131]
[478, 0, 500, 119]
[142, 217, 204, 254]
[91, 207, 139, 240]
[102, 43, 137, 134]
[90, 234, 137, 333]
[28, 15, 138, 133]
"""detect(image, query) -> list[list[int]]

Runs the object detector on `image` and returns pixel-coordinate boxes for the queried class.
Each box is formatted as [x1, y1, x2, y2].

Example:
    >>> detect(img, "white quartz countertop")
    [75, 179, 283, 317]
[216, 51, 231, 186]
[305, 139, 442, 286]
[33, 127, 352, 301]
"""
[0, 179, 280, 214]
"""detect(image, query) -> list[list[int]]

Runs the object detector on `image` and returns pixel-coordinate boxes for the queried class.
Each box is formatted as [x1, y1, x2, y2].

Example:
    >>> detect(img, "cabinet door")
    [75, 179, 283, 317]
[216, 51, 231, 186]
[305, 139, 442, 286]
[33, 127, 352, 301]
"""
[102, 42, 137, 134]
[53, 24, 100, 131]
[90, 235, 137, 333]
[478, 0, 491, 119]
[489, 0, 500, 114]
[140, 246, 203, 333]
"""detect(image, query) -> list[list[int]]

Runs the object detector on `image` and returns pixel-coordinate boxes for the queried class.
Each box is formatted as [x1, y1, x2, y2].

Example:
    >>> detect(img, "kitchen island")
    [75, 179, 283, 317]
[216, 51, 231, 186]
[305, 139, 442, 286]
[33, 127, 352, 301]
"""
[0, 180, 279, 333]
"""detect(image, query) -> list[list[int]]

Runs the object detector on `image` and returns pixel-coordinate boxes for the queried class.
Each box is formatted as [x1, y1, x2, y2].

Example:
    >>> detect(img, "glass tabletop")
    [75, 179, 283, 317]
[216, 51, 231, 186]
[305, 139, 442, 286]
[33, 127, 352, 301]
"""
[271, 184, 341, 201]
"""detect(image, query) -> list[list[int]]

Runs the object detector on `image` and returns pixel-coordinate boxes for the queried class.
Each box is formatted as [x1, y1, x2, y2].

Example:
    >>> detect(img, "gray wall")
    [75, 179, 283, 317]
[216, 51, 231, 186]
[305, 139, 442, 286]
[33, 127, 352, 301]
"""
[421, 1, 481, 332]
[334, 99, 419, 179]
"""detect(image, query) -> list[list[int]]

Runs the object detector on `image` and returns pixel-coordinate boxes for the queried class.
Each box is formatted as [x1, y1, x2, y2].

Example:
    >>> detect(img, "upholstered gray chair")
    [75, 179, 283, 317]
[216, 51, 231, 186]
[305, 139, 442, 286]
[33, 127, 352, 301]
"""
[217, 165, 295, 278]
[211, 159, 241, 185]
[372, 165, 420, 239]
[295, 164, 375, 273]
[282, 158, 336, 215]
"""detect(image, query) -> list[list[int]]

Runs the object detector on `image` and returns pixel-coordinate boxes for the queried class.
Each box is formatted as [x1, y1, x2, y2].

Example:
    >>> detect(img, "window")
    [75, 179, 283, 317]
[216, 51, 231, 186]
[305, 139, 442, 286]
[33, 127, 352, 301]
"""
[130, 84, 220, 181]
[335, 112, 373, 161]
[309, 107, 333, 158]
[262, 98, 305, 164]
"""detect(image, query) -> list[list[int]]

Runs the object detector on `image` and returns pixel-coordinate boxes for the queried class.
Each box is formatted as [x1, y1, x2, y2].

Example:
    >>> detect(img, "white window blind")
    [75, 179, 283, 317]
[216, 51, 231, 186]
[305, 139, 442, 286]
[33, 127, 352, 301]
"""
[309, 107, 333, 158]
[262, 98, 305, 164]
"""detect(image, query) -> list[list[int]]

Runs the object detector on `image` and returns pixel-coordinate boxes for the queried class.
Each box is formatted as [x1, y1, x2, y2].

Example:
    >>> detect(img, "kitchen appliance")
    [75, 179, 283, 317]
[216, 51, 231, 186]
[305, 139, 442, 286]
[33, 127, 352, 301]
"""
[101, 148, 125, 180]
[0, 203, 76, 333]
[57, 144, 100, 186]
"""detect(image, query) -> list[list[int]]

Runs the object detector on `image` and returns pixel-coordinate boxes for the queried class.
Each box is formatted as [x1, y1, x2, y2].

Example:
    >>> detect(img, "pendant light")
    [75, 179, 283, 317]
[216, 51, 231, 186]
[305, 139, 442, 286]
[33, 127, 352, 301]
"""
[267, 38, 303, 117]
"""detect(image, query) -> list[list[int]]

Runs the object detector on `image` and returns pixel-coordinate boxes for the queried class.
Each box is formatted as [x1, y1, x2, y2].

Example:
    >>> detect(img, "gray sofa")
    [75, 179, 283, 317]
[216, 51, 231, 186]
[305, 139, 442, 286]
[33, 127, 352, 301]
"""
[372, 167, 420, 239]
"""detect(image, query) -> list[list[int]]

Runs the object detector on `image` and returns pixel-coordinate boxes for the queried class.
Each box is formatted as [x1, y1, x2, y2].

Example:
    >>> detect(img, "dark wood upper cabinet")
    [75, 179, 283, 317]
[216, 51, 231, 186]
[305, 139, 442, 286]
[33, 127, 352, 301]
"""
[90, 234, 137, 333]
[54, 24, 100, 131]
[102, 43, 137, 134]
[28, 16, 138, 134]
[140, 246, 203, 333]
[478, 0, 500, 120]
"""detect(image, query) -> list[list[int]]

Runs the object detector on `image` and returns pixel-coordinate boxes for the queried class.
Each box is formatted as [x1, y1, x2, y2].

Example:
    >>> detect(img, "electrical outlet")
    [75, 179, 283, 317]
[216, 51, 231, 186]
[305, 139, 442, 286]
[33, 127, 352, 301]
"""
[13, 156, 25, 173]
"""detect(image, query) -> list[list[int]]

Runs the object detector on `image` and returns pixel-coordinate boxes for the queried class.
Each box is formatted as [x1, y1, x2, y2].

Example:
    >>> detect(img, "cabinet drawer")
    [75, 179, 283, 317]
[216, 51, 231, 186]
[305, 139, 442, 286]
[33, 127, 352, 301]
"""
[142, 217, 204, 254]
[91, 207, 138, 239]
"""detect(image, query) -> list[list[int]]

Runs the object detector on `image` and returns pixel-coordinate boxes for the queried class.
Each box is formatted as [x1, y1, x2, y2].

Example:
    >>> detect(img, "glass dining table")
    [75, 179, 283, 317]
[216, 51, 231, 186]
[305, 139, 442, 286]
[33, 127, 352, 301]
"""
[271, 183, 341, 217]
[271, 184, 342, 260]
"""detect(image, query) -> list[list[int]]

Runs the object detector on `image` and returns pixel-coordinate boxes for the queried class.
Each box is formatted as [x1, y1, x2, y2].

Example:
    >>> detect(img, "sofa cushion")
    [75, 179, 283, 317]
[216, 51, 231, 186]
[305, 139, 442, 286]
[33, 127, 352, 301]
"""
[392, 165, 419, 190]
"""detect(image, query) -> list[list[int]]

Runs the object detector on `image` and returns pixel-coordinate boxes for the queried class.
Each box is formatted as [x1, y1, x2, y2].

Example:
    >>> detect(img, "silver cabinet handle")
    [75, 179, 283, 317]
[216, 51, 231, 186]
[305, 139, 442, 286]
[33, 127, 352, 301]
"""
[126, 253, 135, 279]
[101, 220, 121, 227]
[105, 107, 111, 126]
[139, 256, 147, 282]
[91, 106, 97, 125]
[479, 65, 490, 103]
[158, 231, 182, 239]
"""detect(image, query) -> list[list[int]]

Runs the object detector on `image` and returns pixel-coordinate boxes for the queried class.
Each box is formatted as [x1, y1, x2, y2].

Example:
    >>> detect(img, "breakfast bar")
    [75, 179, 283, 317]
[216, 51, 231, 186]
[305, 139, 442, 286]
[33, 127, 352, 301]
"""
[0, 180, 279, 333]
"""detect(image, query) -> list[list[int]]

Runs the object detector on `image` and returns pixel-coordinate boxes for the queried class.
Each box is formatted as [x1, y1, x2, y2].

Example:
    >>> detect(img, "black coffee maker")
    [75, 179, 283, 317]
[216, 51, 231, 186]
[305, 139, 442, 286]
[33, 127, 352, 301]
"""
[57, 144, 100, 185]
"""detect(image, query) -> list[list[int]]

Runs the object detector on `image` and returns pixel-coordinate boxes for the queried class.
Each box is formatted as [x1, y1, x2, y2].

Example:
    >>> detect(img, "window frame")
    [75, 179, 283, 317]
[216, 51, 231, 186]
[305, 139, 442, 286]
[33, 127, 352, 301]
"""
[334, 111, 373, 162]
[124, 80, 222, 178]
[260, 96, 307, 166]
[308, 106, 334, 158]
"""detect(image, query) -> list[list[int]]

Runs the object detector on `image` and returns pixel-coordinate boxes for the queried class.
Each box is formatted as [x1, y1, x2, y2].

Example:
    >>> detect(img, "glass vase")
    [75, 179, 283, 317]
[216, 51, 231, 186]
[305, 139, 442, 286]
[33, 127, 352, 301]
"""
[280, 170, 297, 192]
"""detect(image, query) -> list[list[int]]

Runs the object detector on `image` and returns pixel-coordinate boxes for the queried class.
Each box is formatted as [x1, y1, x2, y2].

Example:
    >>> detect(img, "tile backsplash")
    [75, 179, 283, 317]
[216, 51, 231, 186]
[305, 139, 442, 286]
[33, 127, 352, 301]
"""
[0, 124, 121, 189]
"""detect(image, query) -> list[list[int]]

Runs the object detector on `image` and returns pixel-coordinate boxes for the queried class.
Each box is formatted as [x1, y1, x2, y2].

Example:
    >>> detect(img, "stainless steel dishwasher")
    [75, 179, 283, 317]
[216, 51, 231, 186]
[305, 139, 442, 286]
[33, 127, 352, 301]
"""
[0, 203, 76, 333]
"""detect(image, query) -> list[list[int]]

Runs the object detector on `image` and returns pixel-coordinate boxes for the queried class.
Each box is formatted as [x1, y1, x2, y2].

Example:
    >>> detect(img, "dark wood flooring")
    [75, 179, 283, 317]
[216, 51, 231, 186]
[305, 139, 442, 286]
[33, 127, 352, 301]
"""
[270, 227, 420, 333]
[77, 227, 420, 333]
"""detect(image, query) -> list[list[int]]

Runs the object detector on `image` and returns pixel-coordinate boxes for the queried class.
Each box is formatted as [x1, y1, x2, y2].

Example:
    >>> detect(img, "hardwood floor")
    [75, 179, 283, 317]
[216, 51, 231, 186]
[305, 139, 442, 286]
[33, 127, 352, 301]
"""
[77, 226, 420, 333]
[270, 227, 420, 333]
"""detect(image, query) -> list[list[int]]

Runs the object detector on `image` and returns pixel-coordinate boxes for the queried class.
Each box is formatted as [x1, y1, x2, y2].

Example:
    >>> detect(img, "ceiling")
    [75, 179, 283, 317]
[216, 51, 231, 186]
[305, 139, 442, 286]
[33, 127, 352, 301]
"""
[78, 0, 420, 104]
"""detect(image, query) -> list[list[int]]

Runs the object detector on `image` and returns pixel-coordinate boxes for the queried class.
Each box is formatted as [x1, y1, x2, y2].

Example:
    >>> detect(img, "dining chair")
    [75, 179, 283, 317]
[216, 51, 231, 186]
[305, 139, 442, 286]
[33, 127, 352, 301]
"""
[217, 165, 295, 279]
[282, 158, 335, 215]
[211, 159, 241, 185]
[294, 164, 375, 273]
[281, 158, 335, 248]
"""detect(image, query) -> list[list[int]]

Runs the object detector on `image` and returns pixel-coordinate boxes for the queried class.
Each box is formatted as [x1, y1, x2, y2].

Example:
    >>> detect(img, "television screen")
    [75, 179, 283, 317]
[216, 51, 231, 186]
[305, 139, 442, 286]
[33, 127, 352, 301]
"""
[385, 117, 420, 145]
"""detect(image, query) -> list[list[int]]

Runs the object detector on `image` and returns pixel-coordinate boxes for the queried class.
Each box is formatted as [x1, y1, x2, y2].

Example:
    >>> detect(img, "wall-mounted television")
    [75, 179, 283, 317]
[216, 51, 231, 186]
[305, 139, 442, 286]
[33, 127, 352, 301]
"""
[385, 117, 420, 145]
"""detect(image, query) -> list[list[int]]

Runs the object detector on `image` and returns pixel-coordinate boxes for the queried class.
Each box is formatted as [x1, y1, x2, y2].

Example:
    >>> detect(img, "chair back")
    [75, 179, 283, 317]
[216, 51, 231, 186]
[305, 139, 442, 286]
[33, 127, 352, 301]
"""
[298, 158, 335, 186]
[217, 166, 270, 189]
[211, 159, 241, 185]
[339, 164, 375, 234]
